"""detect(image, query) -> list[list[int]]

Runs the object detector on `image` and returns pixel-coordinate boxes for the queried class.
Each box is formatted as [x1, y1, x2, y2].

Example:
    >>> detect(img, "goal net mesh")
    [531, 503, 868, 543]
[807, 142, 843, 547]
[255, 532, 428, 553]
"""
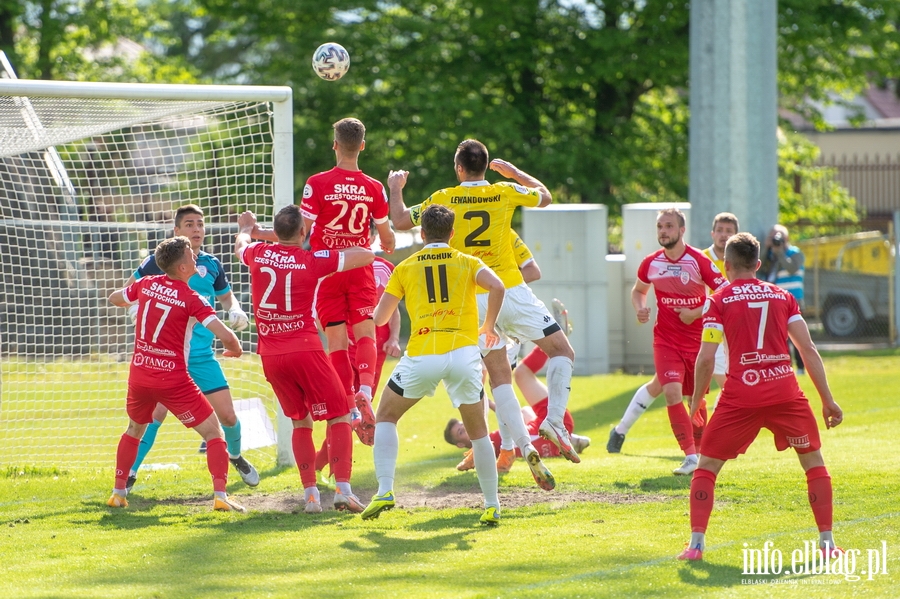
[0, 89, 283, 468]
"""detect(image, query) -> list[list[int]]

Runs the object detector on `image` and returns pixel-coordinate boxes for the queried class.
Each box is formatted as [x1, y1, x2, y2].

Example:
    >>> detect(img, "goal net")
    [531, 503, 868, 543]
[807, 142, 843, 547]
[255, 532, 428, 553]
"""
[0, 78, 296, 468]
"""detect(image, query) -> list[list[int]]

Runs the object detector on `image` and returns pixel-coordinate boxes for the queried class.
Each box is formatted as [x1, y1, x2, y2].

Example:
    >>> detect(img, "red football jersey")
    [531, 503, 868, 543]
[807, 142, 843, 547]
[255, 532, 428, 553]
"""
[239, 242, 342, 355]
[300, 167, 390, 251]
[123, 275, 217, 385]
[637, 245, 728, 351]
[348, 255, 394, 346]
[702, 278, 804, 407]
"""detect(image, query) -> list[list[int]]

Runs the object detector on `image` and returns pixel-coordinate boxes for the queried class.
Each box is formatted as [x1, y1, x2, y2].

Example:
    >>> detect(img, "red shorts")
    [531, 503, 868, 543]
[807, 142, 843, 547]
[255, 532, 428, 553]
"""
[316, 265, 376, 328]
[701, 396, 822, 461]
[261, 351, 349, 421]
[654, 342, 700, 397]
[126, 376, 213, 429]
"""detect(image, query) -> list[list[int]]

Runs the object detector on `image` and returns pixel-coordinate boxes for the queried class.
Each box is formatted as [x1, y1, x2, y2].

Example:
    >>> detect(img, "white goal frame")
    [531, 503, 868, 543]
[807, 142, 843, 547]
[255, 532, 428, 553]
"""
[0, 79, 297, 466]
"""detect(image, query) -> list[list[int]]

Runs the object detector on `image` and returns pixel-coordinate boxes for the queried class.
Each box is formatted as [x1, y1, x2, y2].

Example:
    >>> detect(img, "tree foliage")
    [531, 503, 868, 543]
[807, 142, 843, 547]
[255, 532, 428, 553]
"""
[2, 0, 898, 220]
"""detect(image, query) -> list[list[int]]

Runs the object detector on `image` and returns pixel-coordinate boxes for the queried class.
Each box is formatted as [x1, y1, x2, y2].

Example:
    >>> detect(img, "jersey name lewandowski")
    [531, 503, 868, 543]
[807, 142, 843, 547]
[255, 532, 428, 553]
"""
[637, 245, 727, 351]
[239, 242, 343, 355]
[702, 279, 804, 407]
[300, 167, 389, 251]
[123, 275, 217, 382]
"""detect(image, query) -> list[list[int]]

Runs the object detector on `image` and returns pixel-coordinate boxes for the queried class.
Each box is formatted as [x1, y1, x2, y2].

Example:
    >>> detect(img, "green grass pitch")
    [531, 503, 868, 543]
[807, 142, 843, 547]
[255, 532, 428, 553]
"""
[1, 352, 898, 598]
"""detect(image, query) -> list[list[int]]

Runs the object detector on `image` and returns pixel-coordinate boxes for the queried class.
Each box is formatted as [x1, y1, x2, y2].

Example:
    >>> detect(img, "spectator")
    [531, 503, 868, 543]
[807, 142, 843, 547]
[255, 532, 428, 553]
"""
[761, 224, 806, 374]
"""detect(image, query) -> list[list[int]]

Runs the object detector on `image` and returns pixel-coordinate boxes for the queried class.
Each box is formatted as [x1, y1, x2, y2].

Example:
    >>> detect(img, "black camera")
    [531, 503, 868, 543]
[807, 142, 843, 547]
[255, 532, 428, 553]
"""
[772, 231, 785, 247]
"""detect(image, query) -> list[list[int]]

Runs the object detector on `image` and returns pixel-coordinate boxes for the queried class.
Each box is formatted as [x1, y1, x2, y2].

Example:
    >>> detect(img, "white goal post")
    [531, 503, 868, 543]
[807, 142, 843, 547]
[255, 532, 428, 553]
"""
[0, 78, 297, 468]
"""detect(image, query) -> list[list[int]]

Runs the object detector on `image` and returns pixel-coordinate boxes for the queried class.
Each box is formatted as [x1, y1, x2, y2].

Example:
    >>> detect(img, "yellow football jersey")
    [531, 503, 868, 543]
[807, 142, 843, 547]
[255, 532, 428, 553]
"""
[510, 228, 533, 268]
[703, 245, 726, 291]
[409, 181, 541, 289]
[385, 243, 488, 356]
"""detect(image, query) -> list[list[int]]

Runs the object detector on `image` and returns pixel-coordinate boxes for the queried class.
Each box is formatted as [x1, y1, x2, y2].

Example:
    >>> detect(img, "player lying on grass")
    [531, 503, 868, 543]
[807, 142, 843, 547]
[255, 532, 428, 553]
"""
[107, 236, 247, 512]
[124, 204, 259, 492]
[237, 206, 374, 514]
[678, 232, 843, 561]
[446, 345, 591, 473]
[361, 204, 508, 525]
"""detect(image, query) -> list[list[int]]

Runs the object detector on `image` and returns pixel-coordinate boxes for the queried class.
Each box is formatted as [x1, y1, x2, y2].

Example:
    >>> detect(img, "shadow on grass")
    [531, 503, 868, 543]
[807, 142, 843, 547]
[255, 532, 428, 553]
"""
[340, 512, 490, 558]
[677, 559, 745, 588]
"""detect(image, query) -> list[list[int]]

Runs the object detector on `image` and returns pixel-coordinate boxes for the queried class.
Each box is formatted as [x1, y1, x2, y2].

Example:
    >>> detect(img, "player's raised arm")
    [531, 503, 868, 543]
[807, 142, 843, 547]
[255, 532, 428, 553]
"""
[108, 289, 129, 308]
[475, 266, 505, 349]
[234, 211, 257, 258]
[205, 318, 243, 358]
[387, 169, 415, 230]
[787, 318, 843, 429]
[338, 247, 376, 272]
[217, 290, 250, 332]
[488, 159, 552, 207]
[373, 291, 401, 328]
[239, 209, 277, 242]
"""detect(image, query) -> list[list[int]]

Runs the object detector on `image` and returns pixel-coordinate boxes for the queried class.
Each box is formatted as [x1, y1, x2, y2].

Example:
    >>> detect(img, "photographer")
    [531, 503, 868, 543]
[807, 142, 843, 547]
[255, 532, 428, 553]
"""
[761, 224, 807, 374]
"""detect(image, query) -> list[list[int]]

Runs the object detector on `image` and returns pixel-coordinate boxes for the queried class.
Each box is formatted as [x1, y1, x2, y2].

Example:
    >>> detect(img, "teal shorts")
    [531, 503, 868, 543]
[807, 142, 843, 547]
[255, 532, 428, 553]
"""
[187, 351, 229, 395]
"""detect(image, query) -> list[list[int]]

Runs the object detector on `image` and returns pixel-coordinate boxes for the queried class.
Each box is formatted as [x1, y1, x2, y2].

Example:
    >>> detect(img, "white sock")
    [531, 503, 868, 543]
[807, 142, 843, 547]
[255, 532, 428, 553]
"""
[304, 487, 320, 502]
[471, 436, 500, 510]
[545, 356, 574, 424]
[113, 488, 127, 497]
[492, 384, 531, 453]
[686, 453, 698, 462]
[336, 481, 351, 496]
[819, 531, 835, 548]
[616, 383, 658, 435]
[496, 412, 515, 451]
[373, 421, 399, 495]
[214, 490, 227, 500]
[689, 532, 705, 551]
[359, 384, 373, 398]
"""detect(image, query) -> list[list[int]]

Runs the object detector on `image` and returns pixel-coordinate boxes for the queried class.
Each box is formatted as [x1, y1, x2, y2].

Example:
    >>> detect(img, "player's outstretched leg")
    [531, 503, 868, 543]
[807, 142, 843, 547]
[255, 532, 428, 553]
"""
[678, 467, 718, 560]
[362, 421, 399, 520]
[608, 379, 661, 453]
[109, 432, 141, 508]
[472, 436, 500, 525]
[328, 420, 365, 513]
[206, 437, 246, 513]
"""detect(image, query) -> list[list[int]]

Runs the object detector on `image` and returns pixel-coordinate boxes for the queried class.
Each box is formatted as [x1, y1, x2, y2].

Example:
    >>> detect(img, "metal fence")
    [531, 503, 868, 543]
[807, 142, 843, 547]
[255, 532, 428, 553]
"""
[819, 154, 900, 219]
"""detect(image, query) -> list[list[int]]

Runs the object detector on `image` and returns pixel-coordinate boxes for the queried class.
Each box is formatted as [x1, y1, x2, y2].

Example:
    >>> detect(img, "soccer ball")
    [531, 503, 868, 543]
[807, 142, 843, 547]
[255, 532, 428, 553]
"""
[312, 42, 350, 81]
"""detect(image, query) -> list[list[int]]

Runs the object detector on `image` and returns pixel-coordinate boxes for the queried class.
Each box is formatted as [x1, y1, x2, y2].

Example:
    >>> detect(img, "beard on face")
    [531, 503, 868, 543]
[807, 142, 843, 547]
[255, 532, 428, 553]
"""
[659, 231, 681, 250]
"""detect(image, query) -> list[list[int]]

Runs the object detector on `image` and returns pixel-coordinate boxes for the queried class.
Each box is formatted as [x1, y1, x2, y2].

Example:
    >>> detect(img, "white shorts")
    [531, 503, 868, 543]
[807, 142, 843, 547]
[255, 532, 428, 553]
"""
[506, 340, 521, 369]
[714, 343, 727, 376]
[387, 345, 483, 409]
[477, 284, 559, 352]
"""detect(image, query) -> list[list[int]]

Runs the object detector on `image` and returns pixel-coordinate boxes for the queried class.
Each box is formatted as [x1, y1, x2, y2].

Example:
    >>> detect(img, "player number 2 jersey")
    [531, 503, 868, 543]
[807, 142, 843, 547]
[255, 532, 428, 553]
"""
[239, 242, 342, 355]
[409, 180, 541, 290]
[385, 243, 487, 357]
[300, 166, 390, 251]
[123, 275, 217, 383]
[702, 279, 804, 406]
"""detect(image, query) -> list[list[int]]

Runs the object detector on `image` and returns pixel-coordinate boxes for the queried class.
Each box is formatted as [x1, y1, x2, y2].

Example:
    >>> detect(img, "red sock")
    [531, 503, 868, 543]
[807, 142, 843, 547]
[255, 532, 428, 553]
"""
[690, 468, 717, 533]
[292, 427, 318, 489]
[355, 336, 377, 390]
[692, 403, 708, 453]
[205, 437, 229, 493]
[328, 422, 353, 483]
[114, 434, 140, 489]
[667, 404, 697, 454]
[806, 466, 833, 532]
[521, 346, 549, 372]
[314, 434, 330, 473]
[329, 349, 355, 396]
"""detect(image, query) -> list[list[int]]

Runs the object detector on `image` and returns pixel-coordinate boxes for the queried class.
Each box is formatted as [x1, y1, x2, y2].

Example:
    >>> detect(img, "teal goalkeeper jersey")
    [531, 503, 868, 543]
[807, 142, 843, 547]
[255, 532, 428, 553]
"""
[135, 251, 231, 356]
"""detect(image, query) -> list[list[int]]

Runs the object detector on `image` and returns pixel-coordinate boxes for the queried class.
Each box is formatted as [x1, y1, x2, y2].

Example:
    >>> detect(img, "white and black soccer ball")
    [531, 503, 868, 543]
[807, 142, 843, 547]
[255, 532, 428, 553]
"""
[312, 42, 350, 81]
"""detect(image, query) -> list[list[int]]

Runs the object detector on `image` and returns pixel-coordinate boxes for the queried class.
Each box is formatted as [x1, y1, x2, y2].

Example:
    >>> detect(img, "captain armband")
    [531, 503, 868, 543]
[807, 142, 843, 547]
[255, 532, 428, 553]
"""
[702, 326, 723, 344]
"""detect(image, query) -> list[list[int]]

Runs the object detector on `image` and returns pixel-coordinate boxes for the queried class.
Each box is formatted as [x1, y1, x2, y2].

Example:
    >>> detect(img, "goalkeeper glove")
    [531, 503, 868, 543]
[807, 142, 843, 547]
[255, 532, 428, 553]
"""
[126, 304, 139, 324]
[228, 306, 250, 332]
